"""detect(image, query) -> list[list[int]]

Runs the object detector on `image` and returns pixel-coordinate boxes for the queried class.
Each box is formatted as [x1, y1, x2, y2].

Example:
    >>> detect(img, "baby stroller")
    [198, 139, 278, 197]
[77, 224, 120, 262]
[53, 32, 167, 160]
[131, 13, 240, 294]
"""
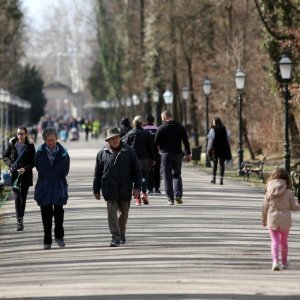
[69, 127, 79, 141]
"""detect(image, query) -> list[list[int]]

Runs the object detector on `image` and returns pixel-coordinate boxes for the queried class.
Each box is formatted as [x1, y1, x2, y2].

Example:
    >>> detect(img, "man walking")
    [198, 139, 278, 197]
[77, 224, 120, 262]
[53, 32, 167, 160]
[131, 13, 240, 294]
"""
[122, 116, 156, 206]
[93, 127, 142, 247]
[154, 110, 191, 205]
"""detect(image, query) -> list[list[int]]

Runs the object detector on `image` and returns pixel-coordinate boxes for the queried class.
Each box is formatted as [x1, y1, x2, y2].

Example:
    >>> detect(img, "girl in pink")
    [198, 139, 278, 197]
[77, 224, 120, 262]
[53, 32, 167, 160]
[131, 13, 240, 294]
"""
[262, 167, 300, 271]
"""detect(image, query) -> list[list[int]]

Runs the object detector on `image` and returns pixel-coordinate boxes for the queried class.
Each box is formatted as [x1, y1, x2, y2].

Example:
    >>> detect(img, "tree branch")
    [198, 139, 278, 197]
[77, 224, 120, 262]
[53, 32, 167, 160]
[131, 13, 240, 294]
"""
[254, 0, 294, 41]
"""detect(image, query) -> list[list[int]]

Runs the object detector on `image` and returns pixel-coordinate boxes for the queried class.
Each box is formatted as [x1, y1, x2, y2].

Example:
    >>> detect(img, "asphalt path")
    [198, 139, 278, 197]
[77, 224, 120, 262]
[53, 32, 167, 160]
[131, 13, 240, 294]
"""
[1, 137, 300, 299]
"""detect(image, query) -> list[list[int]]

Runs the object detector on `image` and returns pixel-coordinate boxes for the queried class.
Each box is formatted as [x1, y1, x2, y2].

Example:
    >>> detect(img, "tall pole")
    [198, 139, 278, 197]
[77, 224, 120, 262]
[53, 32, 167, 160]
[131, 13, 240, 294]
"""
[238, 93, 244, 175]
[284, 82, 290, 174]
[205, 95, 211, 167]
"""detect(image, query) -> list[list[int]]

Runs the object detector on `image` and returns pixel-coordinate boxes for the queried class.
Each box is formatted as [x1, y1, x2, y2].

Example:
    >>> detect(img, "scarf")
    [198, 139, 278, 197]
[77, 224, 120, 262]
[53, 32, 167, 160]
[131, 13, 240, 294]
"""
[45, 145, 59, 165]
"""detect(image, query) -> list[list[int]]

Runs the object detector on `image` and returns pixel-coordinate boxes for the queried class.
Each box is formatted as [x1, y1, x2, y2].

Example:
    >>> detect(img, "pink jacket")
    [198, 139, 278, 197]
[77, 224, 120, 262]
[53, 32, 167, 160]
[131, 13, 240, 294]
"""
[262, 179, 300, 230]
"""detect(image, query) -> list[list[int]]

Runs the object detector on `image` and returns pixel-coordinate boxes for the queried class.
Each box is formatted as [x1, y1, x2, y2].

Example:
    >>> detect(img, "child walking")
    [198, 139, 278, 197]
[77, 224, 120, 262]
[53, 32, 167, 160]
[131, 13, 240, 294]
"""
[262, 167, 300, 271]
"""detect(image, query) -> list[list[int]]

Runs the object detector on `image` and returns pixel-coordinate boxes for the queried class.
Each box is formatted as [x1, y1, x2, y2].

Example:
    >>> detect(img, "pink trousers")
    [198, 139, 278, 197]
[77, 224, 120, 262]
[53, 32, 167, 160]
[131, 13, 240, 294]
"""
[269, 228, 289, 264]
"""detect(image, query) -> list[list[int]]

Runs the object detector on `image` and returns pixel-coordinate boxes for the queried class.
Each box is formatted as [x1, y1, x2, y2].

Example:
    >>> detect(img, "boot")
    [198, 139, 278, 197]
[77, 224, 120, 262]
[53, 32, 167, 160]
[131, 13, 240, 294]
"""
[220, 177, 224, 185]
[210, 177, 216, 184]
[16, 218, 24, 231]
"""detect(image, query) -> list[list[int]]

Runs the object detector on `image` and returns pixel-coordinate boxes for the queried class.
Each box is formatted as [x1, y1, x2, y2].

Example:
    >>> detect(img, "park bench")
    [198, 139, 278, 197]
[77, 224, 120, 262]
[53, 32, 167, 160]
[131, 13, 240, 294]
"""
[292, 165, 300, 201]
[241, 154, 268, 183]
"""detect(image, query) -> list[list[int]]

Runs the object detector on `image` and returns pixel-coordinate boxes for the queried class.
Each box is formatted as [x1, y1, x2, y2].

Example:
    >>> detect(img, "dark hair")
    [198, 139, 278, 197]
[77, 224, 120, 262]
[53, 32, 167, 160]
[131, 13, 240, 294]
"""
[42, 127, 58, 141]
[146, 115, 155, 123]
[213, 117, 224, 128]
[17, 126, 28, 134]
[267, 167, 292, 189]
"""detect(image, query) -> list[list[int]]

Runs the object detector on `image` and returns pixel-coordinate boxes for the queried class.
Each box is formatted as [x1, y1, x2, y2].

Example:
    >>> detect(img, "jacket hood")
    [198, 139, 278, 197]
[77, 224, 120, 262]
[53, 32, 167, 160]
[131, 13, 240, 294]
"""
[266, 179, 287, 197]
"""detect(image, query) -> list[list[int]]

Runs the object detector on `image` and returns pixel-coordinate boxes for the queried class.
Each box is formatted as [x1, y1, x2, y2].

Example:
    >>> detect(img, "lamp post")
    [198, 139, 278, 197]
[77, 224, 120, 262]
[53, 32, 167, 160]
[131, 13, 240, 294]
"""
[163, 89, 173, 111]
[279, 55, 293, 174]
[235, 69, 246, 175]
[132, 94, 140, 116]
[152, 89, 160, 125]
[181, 86, 189, 127]
[203, 78, 212, 168]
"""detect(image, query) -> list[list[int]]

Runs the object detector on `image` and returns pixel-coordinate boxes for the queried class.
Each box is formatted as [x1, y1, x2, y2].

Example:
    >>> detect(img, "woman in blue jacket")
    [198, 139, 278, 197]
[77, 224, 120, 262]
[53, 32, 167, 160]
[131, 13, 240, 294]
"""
[34, 127, 70, 250]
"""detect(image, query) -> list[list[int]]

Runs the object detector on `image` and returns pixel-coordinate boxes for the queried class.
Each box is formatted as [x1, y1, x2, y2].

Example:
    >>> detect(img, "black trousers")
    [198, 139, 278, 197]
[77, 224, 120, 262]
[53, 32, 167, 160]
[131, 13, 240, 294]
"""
[13, 185, 29, 219]
[40, 205, 64, 245]
[148, 155, 161, 191]
[212, 157, 226, 177]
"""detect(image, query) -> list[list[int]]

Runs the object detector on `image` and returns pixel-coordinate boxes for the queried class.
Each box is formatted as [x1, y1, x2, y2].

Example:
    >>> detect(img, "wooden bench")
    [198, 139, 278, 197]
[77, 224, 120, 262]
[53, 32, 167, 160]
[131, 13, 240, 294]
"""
[241, 154, 268, 183]
[292, 165, 300, 201]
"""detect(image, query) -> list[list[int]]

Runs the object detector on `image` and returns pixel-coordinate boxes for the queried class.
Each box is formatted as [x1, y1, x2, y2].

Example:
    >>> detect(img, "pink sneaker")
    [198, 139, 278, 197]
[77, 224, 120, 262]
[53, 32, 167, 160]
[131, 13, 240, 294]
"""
[135, 198, 141, 206]
[141, 192, 149, 205]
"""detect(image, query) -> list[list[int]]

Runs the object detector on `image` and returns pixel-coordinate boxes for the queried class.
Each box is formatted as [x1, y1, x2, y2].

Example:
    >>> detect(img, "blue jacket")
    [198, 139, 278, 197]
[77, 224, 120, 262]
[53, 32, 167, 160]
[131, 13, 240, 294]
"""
[34, 142, 70, 207]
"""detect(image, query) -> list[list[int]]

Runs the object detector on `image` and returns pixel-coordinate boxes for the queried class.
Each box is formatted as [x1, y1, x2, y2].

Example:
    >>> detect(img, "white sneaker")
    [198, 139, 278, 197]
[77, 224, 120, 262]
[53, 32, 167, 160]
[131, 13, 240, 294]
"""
[272, 262, 280, 271]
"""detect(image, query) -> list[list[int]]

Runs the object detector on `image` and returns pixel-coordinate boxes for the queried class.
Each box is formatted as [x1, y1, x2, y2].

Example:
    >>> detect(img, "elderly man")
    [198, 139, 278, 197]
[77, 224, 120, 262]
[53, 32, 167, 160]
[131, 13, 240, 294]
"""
[93, 127, 142, 247]
[154, 110, 191, 205]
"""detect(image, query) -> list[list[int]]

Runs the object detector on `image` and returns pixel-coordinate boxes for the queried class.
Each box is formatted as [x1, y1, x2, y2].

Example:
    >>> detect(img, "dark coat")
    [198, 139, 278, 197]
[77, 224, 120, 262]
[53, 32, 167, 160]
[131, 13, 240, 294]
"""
[93, 141, 142, 201]
[34, 142, 70, 207]
[3, 137, 36, 187]
[154, 120, 191, 155]
[122, 127, 156, 161]
[212, 126, 232, 160]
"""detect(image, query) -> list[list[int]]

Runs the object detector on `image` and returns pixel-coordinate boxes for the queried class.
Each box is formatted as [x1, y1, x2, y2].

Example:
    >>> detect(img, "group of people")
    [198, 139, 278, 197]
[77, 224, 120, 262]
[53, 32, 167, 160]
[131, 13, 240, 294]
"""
[2, 113, 300, 271]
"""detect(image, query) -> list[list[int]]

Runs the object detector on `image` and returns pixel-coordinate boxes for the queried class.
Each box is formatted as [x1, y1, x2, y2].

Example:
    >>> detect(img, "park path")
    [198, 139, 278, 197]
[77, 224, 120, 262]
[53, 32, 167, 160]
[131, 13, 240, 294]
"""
[0, 137, 300, 299]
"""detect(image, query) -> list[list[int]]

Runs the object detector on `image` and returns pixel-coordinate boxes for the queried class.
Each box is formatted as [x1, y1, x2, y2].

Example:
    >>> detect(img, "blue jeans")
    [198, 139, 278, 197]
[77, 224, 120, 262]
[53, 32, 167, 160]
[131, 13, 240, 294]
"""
[161, 153, 183, 200]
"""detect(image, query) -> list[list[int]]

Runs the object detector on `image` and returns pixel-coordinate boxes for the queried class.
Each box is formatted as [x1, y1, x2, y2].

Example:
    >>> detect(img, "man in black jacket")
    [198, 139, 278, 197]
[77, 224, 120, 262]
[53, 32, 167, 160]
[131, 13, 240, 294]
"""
[154, 110, 191, 205]
[93, 127, 142, 247]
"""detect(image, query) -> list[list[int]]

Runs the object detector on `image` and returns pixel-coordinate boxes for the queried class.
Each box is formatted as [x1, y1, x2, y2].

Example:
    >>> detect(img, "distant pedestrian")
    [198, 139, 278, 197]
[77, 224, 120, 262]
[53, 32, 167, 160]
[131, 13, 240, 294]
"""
[122, 116, 156, 206]
[93, 127, 142, 247]
[262, 167, 300, 271]
[154, 110, 191, 205]
[143, 115, 161, 195]
[119, 117, 132, 137]
[207, 117, 232, 185]
[3, 126, 36, 231]
[34, 127, 70, 250]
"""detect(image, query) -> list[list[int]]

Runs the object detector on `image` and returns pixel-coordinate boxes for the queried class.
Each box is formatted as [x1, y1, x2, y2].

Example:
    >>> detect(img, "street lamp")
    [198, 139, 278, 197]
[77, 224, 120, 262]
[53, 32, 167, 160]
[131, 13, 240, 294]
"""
[181, 86, 189, 127]
[279, 55, 293, 174]
[203, 78, 212, 168]
[163, 89, 173, 111]
[235, 69, 246, 175]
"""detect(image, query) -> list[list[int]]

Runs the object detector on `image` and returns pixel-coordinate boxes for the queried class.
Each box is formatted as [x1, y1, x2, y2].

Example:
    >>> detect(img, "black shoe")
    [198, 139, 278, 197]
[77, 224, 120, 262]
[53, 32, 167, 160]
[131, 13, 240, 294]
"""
[210, 177, 216, 184]
[110, 239, 120, 247]
[55, 238, 65, 247]
[16, 218, 24, 231]
[168, 199, 174, 205]
[220, 178, 223, 185]
[120, 235, 126, 245]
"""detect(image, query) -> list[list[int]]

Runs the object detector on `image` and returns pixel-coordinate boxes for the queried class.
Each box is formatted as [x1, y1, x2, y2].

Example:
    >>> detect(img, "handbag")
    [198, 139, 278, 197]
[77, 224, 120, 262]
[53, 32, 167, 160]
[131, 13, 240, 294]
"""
[1, 145, 27, 186]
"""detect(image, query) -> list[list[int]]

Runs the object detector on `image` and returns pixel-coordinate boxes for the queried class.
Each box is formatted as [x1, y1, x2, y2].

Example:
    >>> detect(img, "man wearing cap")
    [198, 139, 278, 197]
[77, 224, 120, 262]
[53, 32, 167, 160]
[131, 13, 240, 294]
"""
[93, 127, 142, 247]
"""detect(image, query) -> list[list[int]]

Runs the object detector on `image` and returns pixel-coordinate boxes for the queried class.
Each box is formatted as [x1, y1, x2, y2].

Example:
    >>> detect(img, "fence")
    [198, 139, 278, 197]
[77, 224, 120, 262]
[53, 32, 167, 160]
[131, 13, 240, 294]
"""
[0, 89, 31, 155]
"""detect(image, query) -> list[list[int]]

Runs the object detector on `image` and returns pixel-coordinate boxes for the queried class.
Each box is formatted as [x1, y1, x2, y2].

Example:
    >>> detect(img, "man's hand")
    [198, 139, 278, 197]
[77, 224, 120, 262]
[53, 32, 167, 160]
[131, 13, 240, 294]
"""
[94, 193, 101, 200]
[185, 154, 192, 163]
[132, 188, 140, 198]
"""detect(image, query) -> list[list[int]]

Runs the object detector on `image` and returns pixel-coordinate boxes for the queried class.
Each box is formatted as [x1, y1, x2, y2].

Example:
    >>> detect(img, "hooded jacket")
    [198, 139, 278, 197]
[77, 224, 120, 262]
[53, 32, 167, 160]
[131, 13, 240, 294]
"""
[262, 179, 300, 230]
[34, 142, 70, 207]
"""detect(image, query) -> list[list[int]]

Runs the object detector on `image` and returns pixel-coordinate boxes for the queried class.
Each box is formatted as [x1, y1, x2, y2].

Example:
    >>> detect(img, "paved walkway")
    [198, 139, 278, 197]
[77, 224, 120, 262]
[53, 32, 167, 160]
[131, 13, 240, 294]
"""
[1, 138, 300, 299]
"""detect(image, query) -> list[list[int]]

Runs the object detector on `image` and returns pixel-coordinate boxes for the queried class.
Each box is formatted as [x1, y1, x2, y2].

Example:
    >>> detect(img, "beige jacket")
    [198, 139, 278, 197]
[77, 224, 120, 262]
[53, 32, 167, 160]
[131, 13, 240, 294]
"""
[262, 179, 300, 230]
